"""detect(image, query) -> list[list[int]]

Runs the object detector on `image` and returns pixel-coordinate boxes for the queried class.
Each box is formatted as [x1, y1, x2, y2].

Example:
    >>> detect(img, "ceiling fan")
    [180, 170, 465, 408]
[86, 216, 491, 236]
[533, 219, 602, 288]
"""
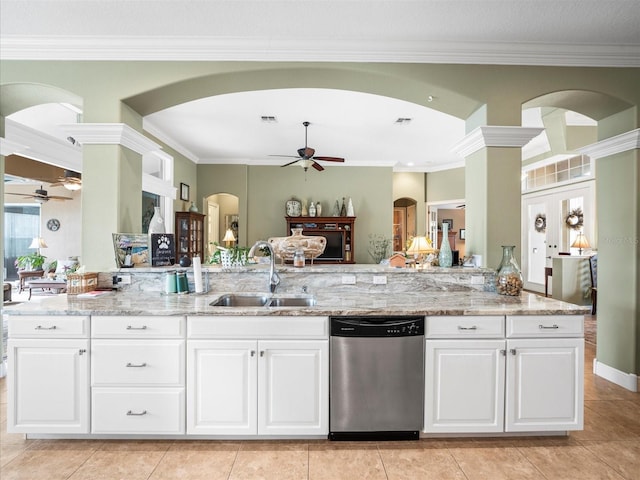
[5, 186, 72, 204]
[49, 169, 82, 191]
[270, 121, 345, 172]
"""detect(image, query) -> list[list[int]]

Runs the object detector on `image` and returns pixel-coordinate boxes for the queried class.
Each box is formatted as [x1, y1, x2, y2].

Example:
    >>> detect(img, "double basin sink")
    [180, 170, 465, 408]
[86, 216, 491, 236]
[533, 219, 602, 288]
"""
[210, 294, 317, 308]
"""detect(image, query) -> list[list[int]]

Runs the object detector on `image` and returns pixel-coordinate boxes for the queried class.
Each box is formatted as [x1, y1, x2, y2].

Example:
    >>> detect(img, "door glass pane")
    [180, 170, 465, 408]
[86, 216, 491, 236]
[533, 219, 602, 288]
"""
[527, 203, 547, 285]
[4, 205, 40, 280]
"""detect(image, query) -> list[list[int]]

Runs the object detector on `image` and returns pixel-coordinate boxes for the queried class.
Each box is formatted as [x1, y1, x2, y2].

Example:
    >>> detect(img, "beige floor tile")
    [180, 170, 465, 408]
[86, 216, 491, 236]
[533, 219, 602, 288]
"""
[0, 448, 94, 480]
[230, 443, 308, 480]
[571, 405, 639, 442]
[582, 439, 640, 480]
[68, 450, 166, 480]
[448, 446, 545, 480]
[518, 444, 625, 480]
[0, 422, 35, 447]
[98, 439, 174, 451]
[168, 439, 243, 451]
[380, 446, 467, 480]
[585, 400, 640, 435]
[1, 400, 6, 423]
[309, 445, 386, 480]
[0, 442, 30, 468]
[29, 439, 105, 451]
[149, 449, 238, 480]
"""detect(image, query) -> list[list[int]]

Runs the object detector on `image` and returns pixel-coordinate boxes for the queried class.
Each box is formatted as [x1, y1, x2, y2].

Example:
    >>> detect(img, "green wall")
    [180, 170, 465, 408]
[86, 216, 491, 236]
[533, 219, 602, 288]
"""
[426, 167, 465, 203]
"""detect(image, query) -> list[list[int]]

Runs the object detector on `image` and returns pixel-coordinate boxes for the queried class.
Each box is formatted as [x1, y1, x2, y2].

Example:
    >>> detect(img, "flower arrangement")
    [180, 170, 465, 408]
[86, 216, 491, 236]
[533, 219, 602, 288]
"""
[368, 234, 391, 264]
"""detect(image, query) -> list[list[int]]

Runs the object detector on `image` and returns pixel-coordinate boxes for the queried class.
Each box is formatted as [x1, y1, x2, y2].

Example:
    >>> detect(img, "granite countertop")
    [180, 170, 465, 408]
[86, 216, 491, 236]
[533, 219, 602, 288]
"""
[2, 290, 591, 317]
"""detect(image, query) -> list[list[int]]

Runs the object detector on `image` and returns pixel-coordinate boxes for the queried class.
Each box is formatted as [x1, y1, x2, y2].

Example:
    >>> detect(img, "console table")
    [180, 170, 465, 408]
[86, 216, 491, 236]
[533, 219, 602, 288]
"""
[26, 279, 67, 300]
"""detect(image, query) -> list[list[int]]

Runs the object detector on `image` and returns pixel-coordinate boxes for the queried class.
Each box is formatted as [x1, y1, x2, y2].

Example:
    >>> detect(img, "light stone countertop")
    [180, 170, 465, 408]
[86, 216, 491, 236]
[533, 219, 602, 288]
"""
[2, 289, 591, 317]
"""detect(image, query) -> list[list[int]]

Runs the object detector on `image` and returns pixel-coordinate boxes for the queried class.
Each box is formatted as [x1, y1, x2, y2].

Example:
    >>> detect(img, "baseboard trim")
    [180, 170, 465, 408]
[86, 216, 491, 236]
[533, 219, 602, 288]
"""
[593, 358, 639, 392]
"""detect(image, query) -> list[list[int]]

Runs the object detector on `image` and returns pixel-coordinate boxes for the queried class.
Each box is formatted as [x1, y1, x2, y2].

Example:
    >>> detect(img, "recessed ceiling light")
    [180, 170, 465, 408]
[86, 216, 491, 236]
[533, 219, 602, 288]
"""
[395, 118, 412, 124]
[261, 116, 278, 123]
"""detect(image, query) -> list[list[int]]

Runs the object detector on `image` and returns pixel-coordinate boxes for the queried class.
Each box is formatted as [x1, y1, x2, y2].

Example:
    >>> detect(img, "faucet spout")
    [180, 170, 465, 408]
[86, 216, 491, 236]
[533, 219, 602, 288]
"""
[249, 241, 281, 294]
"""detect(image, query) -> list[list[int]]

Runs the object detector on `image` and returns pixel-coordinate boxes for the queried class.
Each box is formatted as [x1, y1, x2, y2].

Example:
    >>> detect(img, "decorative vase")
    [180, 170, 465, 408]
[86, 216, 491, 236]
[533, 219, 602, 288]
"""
[309, 200, 316, 217]
[301, 199, 308, 216]
[340, 197, 347, 216]
[332, 200, 340, 216]
[189, 202, 198, 213]
[496, 245, 524, 296]
[316, 201, 322, 216]
[148, 207, 165, 234]
[267, 228, 327, 265]
[438, 223, 453, 267]
[347, 197, 355, 216]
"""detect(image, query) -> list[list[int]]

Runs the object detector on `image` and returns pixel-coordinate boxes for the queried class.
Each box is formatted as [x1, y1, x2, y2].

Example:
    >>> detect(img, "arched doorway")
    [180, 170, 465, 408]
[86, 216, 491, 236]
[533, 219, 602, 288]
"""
[205, 193, 239, 257]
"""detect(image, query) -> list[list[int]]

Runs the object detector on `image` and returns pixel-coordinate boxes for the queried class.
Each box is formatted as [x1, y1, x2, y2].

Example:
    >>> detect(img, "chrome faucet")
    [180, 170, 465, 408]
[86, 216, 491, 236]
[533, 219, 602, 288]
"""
[248, 241, 281, 293]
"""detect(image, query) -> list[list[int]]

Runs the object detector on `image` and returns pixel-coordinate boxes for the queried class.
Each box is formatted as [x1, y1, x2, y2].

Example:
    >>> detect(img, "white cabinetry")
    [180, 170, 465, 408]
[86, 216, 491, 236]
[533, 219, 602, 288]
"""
[91, 316, 186, 434]
[425, 315, 583, 434]
[7, 315, 90, 434]
[187, 316, 329, 436]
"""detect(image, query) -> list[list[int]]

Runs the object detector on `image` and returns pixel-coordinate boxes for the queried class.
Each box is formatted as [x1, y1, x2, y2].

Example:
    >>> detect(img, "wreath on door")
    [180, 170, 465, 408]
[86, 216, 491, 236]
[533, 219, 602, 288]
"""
[565, 208, 584, 230]
[534, 213, 546, 233]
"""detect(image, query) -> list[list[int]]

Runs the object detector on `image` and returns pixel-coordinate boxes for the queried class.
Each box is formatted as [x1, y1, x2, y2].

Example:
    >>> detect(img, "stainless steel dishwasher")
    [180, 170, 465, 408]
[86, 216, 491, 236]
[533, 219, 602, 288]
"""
[329, 316, 425, 440]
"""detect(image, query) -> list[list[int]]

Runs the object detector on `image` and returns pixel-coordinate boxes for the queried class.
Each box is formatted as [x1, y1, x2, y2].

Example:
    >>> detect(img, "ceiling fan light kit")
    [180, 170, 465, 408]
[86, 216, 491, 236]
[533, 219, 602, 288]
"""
[271, 121, 345, 172]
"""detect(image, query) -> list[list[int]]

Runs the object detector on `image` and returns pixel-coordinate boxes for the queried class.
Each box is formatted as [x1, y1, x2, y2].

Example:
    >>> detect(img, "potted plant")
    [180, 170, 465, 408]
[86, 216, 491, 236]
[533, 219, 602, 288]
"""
[15, 252, 47, 271]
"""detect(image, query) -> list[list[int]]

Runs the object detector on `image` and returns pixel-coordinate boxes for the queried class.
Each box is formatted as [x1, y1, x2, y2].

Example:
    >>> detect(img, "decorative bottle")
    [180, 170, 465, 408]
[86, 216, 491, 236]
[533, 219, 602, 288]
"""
[438, 222, 453, 267]
[309, 200, 316, 217]
[148, 206, 165, 234]
[496, 245, 523, 296]
[316, 201, 322, 216]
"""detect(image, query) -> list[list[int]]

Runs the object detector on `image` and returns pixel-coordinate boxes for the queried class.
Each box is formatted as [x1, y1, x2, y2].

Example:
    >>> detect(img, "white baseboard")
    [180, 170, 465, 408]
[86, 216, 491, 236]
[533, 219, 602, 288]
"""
[593, 358, 639, 392]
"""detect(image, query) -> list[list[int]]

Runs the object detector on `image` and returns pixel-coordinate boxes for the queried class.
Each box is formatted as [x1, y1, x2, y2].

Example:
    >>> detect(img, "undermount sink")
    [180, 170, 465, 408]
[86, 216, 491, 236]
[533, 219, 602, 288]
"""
[210, 294, 270, 307]
[210, 294, 316, 308]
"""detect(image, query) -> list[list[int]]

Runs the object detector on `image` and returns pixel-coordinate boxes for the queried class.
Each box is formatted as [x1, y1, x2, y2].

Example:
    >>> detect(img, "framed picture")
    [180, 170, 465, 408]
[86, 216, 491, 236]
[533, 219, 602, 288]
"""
[442, 219, 453, 231]
[180, 183, 190, 201]
[112, 233, 150, 268]
[459, 228, 466, 240]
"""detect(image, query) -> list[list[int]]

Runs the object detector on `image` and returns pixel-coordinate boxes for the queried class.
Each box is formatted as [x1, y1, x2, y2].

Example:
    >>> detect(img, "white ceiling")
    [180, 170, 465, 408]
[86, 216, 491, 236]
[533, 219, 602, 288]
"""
[2, 0, 638, 173]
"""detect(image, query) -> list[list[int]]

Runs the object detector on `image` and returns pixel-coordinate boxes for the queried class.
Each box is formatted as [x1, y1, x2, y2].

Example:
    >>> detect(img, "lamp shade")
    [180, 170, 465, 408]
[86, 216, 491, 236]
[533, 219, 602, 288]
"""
[571, 233, 590, 250]
[29, 237, 48, 249]
[222, 229, 236, 243]
[406, 236, 432, 255]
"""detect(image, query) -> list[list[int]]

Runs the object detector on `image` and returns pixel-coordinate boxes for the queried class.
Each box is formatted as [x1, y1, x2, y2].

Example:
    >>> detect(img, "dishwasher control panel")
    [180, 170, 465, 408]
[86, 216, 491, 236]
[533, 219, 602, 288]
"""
[330, 316, 424, 337]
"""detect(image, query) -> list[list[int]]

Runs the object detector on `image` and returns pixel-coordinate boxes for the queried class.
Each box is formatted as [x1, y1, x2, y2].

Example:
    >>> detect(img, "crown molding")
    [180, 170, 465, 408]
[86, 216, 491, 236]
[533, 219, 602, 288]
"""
[60, 123, 160, 155]
[452, 126, 545, 158]
[578, 129, 640, 160]
[143, 119, 199, 163]
[1, 35, 639, 67]
[2, 119, 82, 171]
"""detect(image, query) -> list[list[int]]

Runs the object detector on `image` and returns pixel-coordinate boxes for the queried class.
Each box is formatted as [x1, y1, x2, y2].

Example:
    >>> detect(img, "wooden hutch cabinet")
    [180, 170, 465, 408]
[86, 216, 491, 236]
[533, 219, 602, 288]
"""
[175, 212, 206, 260]
[285, 216, 356, 264]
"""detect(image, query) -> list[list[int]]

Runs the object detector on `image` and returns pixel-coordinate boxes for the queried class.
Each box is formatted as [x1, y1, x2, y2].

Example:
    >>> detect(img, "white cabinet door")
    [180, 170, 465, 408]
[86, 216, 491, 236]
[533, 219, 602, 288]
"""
[8, 339, 89, 433]
[186, 340, 257, 435]
[258, 340, 328, 435]
[425, 340, 505, 433]
[506, 338, 584, 432]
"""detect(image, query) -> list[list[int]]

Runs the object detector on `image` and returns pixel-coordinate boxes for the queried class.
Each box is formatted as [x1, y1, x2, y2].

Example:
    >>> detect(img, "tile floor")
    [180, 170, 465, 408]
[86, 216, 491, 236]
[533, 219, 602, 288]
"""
[1, 337, 639, 479]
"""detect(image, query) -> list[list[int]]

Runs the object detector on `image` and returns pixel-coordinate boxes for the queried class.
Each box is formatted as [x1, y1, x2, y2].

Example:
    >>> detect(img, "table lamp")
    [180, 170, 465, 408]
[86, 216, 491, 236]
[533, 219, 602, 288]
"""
[222, 228, 236, 248]
[571, 232, 590, 255]
[406, 236, 432, 268]
[29, 236, 48, 255]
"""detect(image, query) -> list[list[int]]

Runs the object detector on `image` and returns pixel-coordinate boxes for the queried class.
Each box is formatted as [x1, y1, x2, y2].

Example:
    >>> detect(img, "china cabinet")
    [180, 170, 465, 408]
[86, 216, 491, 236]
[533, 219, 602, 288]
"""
[175, 211, 205, 260]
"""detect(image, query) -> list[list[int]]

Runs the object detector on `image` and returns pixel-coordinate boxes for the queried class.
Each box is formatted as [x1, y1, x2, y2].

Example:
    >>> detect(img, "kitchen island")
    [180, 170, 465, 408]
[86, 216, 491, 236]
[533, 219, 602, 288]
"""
[4, 264, 589, 440]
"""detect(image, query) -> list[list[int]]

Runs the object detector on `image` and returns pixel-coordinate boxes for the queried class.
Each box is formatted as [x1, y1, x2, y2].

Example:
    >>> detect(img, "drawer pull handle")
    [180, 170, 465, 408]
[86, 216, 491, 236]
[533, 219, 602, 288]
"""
[457, 325, 477, 330]
[126, 410, 147, 416]
[126, 362, 147, 368]
[35, 325, 57, 330]
[539, 324, 559, 329]
[126, 325, 148, 330]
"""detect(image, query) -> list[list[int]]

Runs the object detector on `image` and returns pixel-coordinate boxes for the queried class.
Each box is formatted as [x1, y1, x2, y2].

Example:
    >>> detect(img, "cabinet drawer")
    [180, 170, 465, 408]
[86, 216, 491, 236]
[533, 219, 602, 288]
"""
[426, 316, 504, 339]
[92, 316, 185, 338]
[92, 387, 184, 434]
[8, 315, 89, 338]
[188, 316, 328, 339]
[506, 315, 584, 338]
[92, 340, 184, 386]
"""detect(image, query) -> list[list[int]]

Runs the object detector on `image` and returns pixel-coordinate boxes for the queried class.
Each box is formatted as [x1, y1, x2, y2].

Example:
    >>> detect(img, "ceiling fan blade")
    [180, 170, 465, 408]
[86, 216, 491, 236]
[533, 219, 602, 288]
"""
[47, 195, 73, 200]
[311, 161, 324, 171]
[313, 156, 345, 163]
[280, 159, 301, 168]
[269, 154, 299, 158]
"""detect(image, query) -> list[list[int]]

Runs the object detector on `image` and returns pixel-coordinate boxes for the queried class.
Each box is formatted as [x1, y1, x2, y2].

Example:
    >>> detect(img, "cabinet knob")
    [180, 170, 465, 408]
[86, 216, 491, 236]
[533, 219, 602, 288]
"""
[250, 350, 256, 357]
[510, 349, 517, 355]
[260, 351, 265, 357]
[500, 349, 506, 356]
[79, 349, 87, 355]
